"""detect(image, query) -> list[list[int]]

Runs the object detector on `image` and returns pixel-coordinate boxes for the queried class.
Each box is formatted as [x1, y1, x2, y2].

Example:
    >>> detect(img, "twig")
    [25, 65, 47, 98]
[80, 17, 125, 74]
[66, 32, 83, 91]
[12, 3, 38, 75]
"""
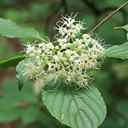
[101, 7, 128, 25]
[89, 1, 128, 33]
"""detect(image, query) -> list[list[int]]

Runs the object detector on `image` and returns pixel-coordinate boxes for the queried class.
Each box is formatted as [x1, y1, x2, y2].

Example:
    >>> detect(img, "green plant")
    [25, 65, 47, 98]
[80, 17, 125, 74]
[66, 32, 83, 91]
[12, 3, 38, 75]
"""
[0, 2, 128, 128]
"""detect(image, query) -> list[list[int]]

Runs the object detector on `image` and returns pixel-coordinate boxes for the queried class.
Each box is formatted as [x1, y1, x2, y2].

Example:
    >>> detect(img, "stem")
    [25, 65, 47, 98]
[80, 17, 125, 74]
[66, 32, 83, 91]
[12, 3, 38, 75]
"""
[89, 1, 128, 33]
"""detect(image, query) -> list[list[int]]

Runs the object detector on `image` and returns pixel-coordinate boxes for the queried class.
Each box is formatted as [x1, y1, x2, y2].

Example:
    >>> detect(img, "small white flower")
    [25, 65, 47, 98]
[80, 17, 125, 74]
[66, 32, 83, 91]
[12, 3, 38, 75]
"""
[38, 42, 45, 48]
[82, 34, 91, 39]
[53, 55, 59, 61]
[56, 14, 85, 39]
[55, 46, 59, 50]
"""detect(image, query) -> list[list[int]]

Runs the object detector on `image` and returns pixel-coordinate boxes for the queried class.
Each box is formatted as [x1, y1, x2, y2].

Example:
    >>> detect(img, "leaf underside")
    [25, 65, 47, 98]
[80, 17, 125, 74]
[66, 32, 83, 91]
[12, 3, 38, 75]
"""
[16, 58, 35, 90]
[42, 84, 106, 128]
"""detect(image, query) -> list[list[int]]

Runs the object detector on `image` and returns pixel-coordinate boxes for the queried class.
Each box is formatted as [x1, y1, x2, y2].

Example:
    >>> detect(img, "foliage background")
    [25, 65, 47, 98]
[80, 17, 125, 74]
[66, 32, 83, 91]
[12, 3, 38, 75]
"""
[0, 0, 128, 128]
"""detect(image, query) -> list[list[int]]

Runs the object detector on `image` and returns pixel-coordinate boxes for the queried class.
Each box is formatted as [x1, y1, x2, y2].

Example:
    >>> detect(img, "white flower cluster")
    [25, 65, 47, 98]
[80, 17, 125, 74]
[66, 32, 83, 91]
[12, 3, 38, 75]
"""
[56, 14, 84, 39]
[23, 14, 105, 89]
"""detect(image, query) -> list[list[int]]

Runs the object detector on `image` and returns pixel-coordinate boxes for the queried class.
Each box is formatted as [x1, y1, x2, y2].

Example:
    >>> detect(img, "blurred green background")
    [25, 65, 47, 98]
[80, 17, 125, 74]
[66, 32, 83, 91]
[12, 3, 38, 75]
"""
[0, 0, 128, 128]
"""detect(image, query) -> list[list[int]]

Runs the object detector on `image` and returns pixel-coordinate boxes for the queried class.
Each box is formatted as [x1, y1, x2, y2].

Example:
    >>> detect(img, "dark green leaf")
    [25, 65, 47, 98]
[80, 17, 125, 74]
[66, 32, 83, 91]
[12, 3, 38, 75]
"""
[17, 79, 25, 91]
[116, 101, 128, 119]
[105, 42, 128, 59]
[42, 83, 106, 128]
[100, 117, 125, 128]
[0, 18, 43, 39]
[0, 55, 25, 68]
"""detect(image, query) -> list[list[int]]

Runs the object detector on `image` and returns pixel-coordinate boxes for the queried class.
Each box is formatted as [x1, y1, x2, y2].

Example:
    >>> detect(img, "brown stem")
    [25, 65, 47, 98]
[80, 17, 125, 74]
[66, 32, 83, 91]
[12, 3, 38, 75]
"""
[89, 1, 128, 33]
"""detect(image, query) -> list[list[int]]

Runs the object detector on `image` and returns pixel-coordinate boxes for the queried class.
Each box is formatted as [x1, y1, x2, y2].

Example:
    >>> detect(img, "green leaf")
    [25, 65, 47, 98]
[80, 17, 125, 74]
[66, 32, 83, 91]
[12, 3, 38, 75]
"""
[0, 79, 37, 107]
[16, 58, 35, 90]
[114, 24, 128, 31]
[100, 117, 125, 128]
[0, 107, 21, 123]
[0, 79, 38, 123]
[16, 58, 29, 90]
[0, 18, 43, 39]
[116, 101, 128, 119]
[42, 83, 106, 128]
[105, 42, 128, 59]
[21, 106, 40, 125]
[114, 25, 128, 41]
[0, 55, 25, 68]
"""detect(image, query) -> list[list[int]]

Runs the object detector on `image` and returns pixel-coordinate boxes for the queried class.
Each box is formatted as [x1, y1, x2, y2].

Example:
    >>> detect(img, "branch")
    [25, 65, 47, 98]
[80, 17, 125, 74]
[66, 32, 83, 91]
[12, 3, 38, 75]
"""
[101, 7, 128, 25]
[89, 1, 128, 33]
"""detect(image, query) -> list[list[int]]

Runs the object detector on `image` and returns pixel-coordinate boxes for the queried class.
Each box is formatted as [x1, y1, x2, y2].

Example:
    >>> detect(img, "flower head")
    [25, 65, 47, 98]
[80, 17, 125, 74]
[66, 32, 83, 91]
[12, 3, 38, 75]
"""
[56, 13, 85, 39]
[22, 14, 105, 89]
